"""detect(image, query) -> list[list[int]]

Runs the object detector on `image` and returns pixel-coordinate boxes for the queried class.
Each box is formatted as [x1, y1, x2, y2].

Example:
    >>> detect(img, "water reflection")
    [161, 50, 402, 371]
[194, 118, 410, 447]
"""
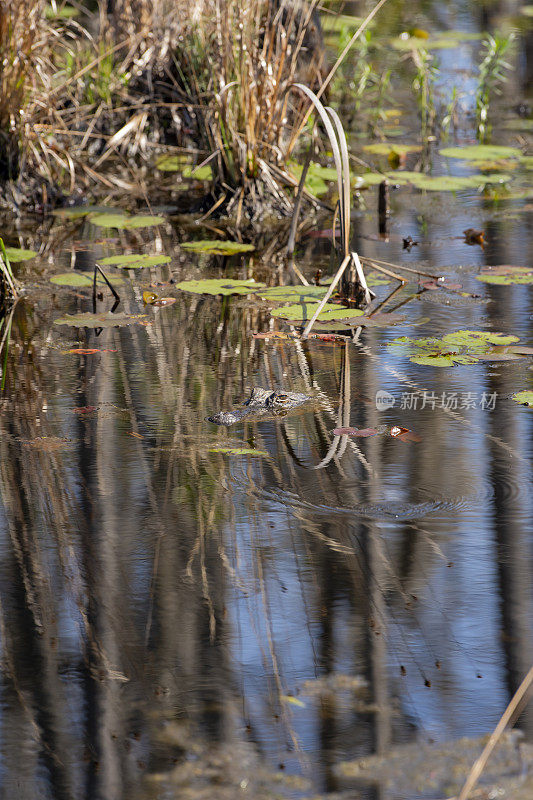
[1, 1, 533, 797]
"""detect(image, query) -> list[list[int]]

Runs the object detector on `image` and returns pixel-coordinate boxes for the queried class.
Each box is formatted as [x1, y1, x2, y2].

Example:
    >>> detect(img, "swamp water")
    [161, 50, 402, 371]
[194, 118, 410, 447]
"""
[1, 3, 533, 799]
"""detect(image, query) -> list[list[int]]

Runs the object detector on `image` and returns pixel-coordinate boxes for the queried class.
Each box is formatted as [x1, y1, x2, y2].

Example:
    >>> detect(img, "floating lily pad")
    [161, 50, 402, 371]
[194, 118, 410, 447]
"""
[476, 265, 533, 285]
[289, 161, 338, 196]
[388, 171, 510, 191]
[52, 205, 114, 219]
[90, 213, 165, 229]
[97, 253, 171, 269]
[180, 240, 255, 255]
[520, 157, 533, 170]
[357, 172, 388, 186]
[366, 272, 394, 286]
[392, 31, 481, 50]
[512, 391, 533, 406]
[50, 272, 125, 287]
[388, 330, 527, 367]
[3, 247, 38, 262]
[259, 285, 328, 303]
[208, 446, 268, 456]
[183, 164, 213, 180]
[155, 154, 186, 172]
[439, 145, 522, 161]
[176, 278, 265, 296]
[54, 312, 147, 328]
[312, 311, 406, 331]
[363, 143, 422, 156]
[271, 302, 365, 323]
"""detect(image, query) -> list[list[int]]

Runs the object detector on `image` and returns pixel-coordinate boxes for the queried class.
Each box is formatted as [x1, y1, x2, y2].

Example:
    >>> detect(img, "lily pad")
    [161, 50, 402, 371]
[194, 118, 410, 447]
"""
[176, 278, 265, 296]
[363, 143, 422, 156]
[52, 205, 114, 219]
[311, 311, 406, 331]
[391, 32, 480, 51]
[180, 240, 255, 255]
[54, 312, 148, 328]
[512, 391, 533, 406]
[3, 247, 38, 262]
[97, 254, 171, 269]
[155, 154, 186, 172]
[476, 265, 533, 285]
[271, 302, 365, 323]
[388, 330, 527, 366]
[90, 213, 165, 229]
[439, 145, 522, 161]
[208, 446, 268, 456]
[50, 272, 125, 287]
[259, 285, 328, 303]
[388, 171, 510, 191]
[183, 164, 213, 180]
[289, 161, 338, 196]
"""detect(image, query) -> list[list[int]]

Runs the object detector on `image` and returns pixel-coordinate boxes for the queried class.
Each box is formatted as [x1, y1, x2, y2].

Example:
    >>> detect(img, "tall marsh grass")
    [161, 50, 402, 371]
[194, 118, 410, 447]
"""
[0, 0, 46, 180]
[158, 0, 326, 212]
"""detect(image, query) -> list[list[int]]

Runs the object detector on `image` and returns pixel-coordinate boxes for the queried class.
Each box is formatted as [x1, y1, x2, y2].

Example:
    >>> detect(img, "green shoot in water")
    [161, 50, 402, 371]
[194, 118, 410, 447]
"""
[476, 34, 514, 143]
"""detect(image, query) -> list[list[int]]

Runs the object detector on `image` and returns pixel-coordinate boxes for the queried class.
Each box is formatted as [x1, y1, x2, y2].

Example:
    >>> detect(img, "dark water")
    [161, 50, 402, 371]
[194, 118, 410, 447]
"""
[1, 2, 533, 799]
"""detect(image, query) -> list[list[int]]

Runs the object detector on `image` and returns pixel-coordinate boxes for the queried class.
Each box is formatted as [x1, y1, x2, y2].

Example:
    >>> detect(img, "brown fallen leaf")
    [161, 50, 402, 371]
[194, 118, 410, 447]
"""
[128, 431, 144, 439]
[333, 427, 378, 437]
[73, 406, 98, 414]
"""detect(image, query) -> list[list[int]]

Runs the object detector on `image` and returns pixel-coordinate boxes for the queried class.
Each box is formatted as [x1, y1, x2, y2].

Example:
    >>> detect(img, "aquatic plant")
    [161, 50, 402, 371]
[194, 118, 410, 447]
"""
[411, 47, 438, 143]
[475, 33, 514, 142]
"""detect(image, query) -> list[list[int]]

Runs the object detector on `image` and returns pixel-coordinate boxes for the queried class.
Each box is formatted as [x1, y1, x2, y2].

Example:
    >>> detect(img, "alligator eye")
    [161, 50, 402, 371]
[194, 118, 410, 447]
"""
[275, 393, 289, 404]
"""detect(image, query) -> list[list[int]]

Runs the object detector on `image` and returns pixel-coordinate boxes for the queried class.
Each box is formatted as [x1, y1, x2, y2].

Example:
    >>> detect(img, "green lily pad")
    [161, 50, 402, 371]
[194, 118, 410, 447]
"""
[259, 285, 328, 303]
[155, 154, 186, 172]
[271, 302, 365, 323]
[512, 391, 533, 406]
[363, 143, 422, 156]
[50, 272, 125, 287]
[182, 164, 213, 180]
[391, 31, 481, 51]
[3, 247, 38, 262]
[388, 171, 510, 191]
[388, 330, 527, 366]
[90, 213, 165, 229]
[54, 312, 147, 328]
[310, 311, 406, 331]
[180, 240, 255, 255]
[476, 266, 533, 285]
[520, 157, 533, 170]
[208, 447, 268, 456]
[176, 278, 265, 296]
[442, 330, 519, 347]
[289, 161, 338, 196]
[366, 272, 395, 286]
[97, 254, 171, 269]
[439, 145, 522, 161]
[357, 172, 388, 186]
[52, 205, 114, 219]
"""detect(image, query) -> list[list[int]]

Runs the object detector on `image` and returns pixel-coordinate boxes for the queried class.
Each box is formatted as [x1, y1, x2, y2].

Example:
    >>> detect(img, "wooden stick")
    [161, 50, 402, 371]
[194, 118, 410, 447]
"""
[302, 254, 351, 338]
[360, 255, 439, 280]
[351, 252, 372, 305]
[363, 259, 406, 283]
[458, 664, 533, 800]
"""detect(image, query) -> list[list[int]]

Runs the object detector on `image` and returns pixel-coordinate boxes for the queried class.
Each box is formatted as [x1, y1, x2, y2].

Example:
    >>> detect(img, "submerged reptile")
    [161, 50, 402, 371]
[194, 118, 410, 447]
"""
[206, 387, 311, 426]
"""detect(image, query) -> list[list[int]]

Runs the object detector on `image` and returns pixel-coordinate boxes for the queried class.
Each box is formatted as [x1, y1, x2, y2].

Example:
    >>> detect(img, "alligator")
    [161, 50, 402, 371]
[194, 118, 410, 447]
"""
[206, 387, 311, 426]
